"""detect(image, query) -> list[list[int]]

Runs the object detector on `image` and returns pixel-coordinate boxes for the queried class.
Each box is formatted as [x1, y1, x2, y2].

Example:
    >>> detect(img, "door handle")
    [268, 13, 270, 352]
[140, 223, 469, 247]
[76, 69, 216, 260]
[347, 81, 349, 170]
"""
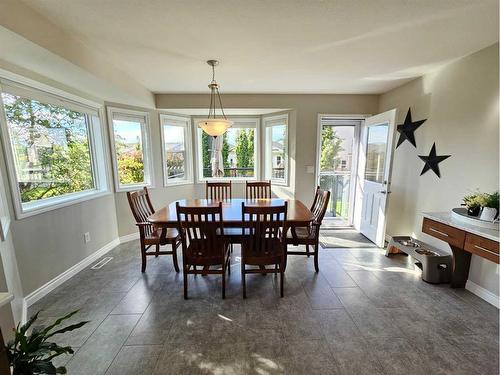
[379, 191, 391, 194]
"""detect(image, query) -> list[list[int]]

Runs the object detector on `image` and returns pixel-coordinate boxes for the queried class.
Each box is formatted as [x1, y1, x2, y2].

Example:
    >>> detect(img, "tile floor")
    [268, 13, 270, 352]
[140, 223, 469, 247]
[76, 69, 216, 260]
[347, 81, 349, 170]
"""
[30, 240, 499, 374]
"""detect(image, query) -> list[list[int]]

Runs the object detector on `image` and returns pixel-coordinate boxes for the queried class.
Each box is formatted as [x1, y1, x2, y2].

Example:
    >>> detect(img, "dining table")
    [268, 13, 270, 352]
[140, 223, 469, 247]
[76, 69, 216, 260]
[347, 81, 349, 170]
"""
[147, 198, 314, 232]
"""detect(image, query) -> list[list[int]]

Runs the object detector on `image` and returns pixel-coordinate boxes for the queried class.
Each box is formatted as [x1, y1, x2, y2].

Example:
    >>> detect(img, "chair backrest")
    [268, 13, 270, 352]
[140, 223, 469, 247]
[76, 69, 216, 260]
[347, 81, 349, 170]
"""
[206, 181, 232, 201]
[310, 186, 331, 226]
[246, 180, 271, 199]
[242, 202, 287, 256]
[176, 202, 225, 261]
[127, 187, 155, 237]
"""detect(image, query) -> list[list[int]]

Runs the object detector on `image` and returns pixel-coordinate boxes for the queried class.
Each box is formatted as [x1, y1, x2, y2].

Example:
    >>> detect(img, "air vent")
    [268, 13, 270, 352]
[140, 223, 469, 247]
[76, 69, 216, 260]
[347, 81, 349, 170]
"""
[90, 257, 113, 269]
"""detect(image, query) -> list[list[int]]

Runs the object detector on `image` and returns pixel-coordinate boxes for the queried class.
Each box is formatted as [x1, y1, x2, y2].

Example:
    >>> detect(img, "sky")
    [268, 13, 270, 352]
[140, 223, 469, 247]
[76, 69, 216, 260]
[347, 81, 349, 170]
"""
[113, 120, 142, 143]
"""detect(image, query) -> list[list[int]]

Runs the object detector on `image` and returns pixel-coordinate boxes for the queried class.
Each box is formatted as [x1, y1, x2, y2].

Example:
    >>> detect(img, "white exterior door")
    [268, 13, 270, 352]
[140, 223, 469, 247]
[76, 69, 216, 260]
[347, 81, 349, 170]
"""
[356, 110, 396, 247]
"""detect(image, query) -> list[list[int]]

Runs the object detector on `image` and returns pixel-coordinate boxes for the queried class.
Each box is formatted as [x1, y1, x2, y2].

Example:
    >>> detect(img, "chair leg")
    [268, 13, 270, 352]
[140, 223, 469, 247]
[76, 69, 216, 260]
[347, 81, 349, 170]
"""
[140, 239, 147, 273]
[155, 244, 160, 257]
[183, 266, 188, 300]
[306, 244, 310, 257]
[242, 262, 246, 299]
[222, 269, 226, 299]
[314, 243, 319, 273]
[172, 241, 180, 273]
[227, 254, 231, 276]
[280, 267, 284, 298]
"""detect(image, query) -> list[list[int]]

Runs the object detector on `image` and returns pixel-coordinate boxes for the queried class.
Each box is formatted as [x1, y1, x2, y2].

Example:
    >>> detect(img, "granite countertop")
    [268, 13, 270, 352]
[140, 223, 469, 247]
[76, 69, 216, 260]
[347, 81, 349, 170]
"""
[422, 212, 500, 242]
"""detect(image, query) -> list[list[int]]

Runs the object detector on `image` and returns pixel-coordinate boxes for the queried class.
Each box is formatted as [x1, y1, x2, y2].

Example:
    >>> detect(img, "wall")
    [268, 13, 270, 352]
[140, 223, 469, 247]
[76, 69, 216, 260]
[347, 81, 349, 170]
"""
[379, 44, 499, 297]
[155, 94, 379, 204]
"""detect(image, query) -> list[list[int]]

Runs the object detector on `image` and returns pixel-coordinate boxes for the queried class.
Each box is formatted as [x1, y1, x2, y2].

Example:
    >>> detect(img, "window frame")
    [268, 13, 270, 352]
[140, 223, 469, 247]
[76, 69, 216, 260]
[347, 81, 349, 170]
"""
[263, 113, 289, 186]
[0, 78, 111, 219]
[160, 113, 193, 186]
[107, 106, 154, 192]
[194, 116, 260, 183]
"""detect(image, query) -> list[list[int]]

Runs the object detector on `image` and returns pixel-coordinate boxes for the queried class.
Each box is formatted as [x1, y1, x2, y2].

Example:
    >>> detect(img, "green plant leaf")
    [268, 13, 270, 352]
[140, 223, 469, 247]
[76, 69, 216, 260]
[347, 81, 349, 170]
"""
[41, 310, 80, 336]
[45, 321, 90, 339]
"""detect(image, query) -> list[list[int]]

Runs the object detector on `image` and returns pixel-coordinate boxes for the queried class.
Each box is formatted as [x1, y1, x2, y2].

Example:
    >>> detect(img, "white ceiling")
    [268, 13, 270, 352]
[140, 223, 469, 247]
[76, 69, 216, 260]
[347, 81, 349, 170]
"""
[21, 0, 499, 94]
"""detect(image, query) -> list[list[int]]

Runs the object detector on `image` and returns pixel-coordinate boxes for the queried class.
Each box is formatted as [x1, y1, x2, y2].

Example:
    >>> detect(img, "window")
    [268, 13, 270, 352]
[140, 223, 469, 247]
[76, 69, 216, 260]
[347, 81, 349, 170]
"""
[195, 117, 259, 181]
[264, 114, 288, 185]
[0, 80, 109, 218]
[107, 107, 153, 191]
[160, 114, 192, 185]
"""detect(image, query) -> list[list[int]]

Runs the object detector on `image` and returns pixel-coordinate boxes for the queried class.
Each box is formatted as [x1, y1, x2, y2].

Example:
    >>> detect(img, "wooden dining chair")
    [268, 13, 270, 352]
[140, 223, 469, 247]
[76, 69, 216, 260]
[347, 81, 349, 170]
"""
[176, 202, 231, 299]
[206, 181, 232, 201]
[246, 180, 272, 199]
[127, 187, 180, 273]
[286, 186, 330, 272]
[241, 201, 288, 298]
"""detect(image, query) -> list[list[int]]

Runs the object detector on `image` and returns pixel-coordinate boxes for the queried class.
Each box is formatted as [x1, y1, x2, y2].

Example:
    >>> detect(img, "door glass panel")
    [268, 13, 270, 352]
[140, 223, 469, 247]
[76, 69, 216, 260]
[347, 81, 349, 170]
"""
[319, 125, 355, 225]
[364, 124, 388, 183]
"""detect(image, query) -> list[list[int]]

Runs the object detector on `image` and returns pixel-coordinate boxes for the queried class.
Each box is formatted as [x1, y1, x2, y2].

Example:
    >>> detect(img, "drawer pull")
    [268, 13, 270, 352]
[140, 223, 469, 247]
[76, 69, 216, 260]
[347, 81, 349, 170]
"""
[474, 244, 499, 256]
[428, 227, 449, 237]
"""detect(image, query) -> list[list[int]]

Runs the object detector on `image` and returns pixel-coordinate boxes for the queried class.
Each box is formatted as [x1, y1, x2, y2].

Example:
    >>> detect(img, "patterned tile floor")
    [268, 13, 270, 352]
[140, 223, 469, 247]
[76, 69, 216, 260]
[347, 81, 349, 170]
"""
[30, 240, 499, 374]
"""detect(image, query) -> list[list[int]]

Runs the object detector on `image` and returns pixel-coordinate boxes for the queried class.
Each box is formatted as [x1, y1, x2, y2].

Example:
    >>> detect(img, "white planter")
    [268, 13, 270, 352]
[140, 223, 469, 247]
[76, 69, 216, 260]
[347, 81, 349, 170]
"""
[480, 207, 498, 222]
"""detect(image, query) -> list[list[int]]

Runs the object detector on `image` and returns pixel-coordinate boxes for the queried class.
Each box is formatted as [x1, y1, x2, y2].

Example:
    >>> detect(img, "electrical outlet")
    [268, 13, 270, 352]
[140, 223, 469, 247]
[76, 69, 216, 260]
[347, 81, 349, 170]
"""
[84, 232, 91, 243]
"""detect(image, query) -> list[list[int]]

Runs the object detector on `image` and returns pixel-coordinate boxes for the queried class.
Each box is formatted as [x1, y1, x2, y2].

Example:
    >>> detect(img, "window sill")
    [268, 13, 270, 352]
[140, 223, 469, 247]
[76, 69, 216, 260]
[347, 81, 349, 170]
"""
[271, 180, 289, 187]
[164, 180, 194, 187]
[197, 177, 258, 184]
[16, 189, 112, 220]
[114, 183, 154, 193]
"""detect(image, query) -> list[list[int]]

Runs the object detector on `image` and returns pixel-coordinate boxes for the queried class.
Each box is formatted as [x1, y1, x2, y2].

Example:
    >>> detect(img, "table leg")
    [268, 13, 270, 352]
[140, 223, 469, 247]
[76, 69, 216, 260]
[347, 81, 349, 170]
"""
[450, 245, 472, 288]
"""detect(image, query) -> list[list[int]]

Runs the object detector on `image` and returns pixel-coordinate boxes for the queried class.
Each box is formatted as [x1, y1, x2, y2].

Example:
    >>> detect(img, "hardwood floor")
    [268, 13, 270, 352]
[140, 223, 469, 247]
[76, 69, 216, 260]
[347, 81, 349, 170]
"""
[29, 240, 499, 374]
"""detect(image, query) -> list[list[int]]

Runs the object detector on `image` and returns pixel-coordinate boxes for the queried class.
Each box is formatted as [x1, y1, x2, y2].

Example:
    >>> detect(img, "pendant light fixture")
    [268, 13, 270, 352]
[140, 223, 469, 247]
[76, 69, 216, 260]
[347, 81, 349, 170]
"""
[197, 60, 233, 138]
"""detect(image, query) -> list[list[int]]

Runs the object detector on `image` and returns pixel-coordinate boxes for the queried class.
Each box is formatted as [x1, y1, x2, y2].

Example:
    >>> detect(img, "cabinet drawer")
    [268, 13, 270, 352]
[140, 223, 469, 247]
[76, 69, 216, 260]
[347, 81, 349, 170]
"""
[464, 233, 499, 264]
[422, 218, 465, 248]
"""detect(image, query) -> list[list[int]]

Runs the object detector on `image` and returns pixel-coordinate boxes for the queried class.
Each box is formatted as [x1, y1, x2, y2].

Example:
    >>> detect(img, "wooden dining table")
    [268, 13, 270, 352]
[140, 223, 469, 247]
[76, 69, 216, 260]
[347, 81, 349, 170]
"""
[148, 198, 314, 229]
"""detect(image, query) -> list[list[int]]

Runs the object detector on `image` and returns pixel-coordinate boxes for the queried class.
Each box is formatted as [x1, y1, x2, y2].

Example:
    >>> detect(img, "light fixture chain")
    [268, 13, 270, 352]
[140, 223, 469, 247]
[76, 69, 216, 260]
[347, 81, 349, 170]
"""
[216, 87, 227, 120]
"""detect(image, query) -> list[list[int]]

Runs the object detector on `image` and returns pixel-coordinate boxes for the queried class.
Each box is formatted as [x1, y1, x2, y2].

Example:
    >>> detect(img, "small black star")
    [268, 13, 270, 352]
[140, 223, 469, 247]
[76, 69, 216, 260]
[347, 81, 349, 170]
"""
[396, 108, 426, 148]
[418, 143, 451, 178]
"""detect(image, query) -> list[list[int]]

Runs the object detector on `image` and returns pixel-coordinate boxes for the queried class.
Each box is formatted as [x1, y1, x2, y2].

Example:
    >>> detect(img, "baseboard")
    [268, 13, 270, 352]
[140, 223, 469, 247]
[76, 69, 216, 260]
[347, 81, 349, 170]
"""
[466, 280, 500, 309]
[22, 238, 120, 323]
[119, 232, 139, 243]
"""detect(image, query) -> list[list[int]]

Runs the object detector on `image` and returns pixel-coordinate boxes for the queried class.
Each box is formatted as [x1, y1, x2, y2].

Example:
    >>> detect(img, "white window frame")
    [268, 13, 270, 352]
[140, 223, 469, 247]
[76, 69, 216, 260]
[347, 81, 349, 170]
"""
[107, 107, 154, 192]
[160, 113, 193, 186]
[194, 116, 260, 183]
[263, 113, 289, 186]
[0, 77, 111, 219]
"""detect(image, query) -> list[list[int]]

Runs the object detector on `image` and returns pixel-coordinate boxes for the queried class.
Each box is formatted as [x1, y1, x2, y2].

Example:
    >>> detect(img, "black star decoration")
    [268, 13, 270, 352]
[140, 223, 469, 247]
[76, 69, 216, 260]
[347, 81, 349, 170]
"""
[396, 108, 426, 148]
[418, 143, 451, 178]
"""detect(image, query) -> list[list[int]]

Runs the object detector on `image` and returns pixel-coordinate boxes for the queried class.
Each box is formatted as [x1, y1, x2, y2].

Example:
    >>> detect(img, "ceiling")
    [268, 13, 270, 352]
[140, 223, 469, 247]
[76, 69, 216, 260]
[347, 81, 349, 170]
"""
[21, 0, 499, 95]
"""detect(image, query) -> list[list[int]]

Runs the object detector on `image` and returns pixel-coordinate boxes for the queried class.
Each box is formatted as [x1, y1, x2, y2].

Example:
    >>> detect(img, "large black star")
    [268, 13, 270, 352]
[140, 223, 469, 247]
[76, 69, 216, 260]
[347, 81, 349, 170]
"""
[396, 108, 426, 148]
[418, 143, 451, 178]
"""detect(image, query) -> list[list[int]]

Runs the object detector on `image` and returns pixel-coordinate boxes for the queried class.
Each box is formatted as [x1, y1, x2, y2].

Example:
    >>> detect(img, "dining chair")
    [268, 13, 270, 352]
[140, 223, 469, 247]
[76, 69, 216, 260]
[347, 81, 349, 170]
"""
[286, 186, 330, 272]
[176, 202, 231, 299]
[206, 181, 232, 201]
[246, 180, 272, 199]
[241, 201, 288, 298]
[127, 187, 180, 273]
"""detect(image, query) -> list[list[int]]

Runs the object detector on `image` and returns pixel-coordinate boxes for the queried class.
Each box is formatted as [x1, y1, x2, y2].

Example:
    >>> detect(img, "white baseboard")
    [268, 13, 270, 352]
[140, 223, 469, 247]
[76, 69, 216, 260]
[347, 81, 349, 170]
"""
[466, 280, 500, 309]
[119, 232, 139, 243]
[22, 238, 120, 323]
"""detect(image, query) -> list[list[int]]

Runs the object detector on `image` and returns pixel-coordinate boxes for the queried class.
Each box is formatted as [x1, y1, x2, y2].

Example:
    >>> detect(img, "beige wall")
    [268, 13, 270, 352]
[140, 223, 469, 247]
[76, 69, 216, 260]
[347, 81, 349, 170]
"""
[379, 43, 499, 296]
[156, 94, 379, 201]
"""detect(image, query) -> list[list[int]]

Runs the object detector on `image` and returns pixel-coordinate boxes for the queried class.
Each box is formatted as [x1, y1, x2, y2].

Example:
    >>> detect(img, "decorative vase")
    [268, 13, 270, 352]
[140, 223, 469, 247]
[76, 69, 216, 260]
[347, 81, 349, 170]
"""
[467, 206, 481, 217]
[480, 207, 498, 221]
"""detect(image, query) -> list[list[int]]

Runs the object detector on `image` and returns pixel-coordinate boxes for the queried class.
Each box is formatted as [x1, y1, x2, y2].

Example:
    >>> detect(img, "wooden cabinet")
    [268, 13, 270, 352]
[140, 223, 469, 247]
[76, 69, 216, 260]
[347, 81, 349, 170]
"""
[422, 217, 499, 288]
[422, 218, 465, 248]
[464, 233, 499, 264]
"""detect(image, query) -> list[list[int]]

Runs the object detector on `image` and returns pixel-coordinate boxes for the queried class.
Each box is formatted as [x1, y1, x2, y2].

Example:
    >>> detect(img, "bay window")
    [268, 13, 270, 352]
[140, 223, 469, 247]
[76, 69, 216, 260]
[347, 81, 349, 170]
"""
[107, 107, 153, 191]
[263, 113, 288, 185]
[160, 114, 193, 185]
[0, 80, 109, 218]
[195, 117, 259, 181]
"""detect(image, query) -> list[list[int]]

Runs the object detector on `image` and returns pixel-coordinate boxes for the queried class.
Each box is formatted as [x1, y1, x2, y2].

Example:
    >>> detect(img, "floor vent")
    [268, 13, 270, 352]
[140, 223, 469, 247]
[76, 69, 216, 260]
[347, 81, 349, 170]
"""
[90, 257, 113, 270]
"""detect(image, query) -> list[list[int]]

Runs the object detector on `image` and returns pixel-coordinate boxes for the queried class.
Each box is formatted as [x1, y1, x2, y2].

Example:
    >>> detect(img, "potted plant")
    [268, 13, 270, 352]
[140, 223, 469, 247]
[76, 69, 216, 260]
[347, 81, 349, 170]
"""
[463, 192, 481, 216]
[479, 191, 499, 221]
[6, 310, 88, 374]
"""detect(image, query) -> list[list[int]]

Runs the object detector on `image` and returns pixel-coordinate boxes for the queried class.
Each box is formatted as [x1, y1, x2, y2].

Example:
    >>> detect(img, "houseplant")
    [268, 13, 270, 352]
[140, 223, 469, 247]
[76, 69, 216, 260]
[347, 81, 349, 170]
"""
[462, 192, 482, 216]
[6, 310, 88, 374]
[478, 191, 499, 221]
